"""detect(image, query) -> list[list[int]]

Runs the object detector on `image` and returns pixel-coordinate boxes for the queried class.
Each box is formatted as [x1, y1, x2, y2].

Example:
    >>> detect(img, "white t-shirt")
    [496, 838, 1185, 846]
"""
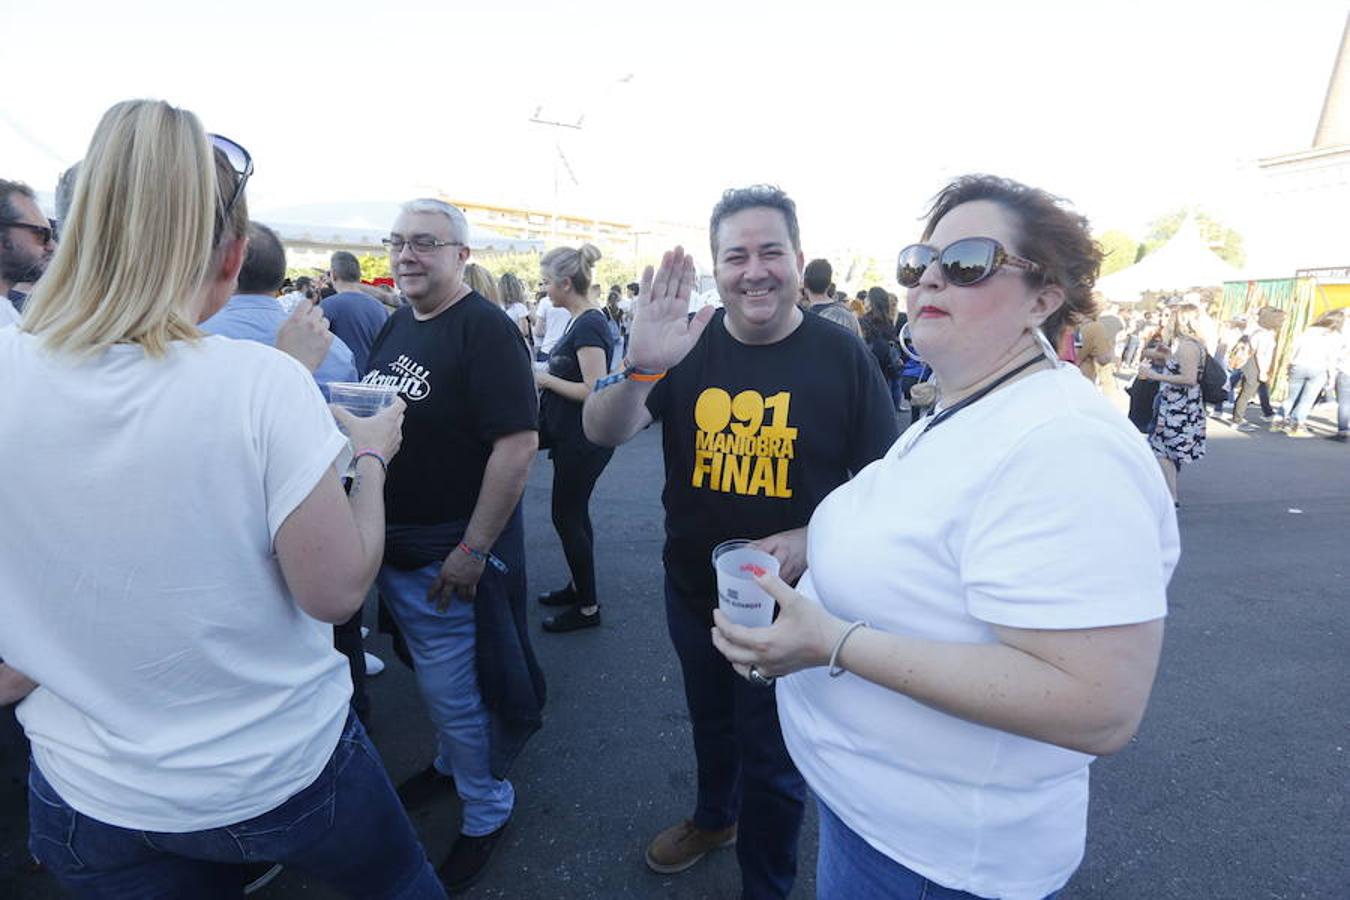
[0, 296, 20, 327]
[777, 365, 1178, 900]
[0, 331, 352, 832]
[539, 301, 573, 354]
[505, 301, 530, 328]
[1288, 327, 1343, 372]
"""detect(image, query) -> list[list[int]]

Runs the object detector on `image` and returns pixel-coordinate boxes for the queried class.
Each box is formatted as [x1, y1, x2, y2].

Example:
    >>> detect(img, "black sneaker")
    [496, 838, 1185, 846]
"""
[439, 819, 510, 893]
[537, 585, 578, 607]
[396, 764, 456, 810]
[542, 606, 601, 633]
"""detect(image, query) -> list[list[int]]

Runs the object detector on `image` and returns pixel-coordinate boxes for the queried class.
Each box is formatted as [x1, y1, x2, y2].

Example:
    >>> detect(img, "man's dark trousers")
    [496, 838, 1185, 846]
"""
[664, 576, 806, 899]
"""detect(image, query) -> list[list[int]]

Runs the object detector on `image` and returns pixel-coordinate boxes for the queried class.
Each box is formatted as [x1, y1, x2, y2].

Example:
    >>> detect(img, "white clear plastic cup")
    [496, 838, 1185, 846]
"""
[712, 539, 781, 628]
[328, 382, 400, 417]
[327, 383, 399, 479]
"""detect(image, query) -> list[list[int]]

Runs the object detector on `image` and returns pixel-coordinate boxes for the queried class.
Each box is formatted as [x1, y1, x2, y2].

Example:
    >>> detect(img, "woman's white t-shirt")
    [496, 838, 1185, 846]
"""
[538, 301, 573, 355]
[505, 301, 529, 328]
[777, 365, 1178, 900]
[0, 331, 352, 832]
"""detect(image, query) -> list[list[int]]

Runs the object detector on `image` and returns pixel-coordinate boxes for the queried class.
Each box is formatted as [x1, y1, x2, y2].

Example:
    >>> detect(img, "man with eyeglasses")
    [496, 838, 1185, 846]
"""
[0, 179, 57, 323]
[362, 198, 544, 893]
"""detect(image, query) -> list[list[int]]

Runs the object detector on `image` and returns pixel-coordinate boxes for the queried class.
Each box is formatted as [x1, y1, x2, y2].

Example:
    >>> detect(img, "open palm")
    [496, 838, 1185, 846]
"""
[625, 246, 715, 372]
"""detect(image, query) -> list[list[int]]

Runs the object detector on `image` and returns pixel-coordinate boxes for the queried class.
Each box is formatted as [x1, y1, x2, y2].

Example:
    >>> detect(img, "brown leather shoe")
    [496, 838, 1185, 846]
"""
[644, 818, 737, 874]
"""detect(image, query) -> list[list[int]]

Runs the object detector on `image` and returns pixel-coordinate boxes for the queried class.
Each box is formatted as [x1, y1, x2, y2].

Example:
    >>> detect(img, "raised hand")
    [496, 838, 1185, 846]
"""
[625, 246, 716, 372]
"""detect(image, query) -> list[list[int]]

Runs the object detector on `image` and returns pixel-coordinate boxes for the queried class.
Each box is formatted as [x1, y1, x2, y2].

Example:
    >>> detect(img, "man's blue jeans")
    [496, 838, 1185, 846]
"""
[664, 577, 806, 899]
[816, 800, 1060, 900]
[27, 710, 444, 899]
[377, 562, 514, 837]
[1283, 364, 1327, 426]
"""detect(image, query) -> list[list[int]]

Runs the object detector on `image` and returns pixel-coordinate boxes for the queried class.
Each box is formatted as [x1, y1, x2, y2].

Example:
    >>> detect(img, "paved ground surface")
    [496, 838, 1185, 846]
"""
[3, 402, 1348, 899]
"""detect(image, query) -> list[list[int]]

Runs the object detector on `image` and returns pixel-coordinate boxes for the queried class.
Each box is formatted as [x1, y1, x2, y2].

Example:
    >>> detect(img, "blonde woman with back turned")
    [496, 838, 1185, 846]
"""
[0, 99, 445, 898]
[533, 243, 617, 632]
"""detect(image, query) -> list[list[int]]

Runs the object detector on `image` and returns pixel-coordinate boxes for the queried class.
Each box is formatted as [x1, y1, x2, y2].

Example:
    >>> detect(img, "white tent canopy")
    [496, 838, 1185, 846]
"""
[1096, 216, 1239, 303]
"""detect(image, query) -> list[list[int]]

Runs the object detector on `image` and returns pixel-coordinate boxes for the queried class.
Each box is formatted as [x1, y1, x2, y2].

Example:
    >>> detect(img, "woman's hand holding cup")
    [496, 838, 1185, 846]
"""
[331, 397, 406, 465]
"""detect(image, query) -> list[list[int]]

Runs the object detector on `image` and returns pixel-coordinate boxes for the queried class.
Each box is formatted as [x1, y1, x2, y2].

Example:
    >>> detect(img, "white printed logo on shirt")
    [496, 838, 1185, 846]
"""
[364, 354, 431, 401]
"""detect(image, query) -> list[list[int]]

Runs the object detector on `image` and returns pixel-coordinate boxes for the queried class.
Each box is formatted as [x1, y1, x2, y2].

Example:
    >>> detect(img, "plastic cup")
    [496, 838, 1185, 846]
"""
[328, 382, 400, 417]
[712, 539, 781, 628]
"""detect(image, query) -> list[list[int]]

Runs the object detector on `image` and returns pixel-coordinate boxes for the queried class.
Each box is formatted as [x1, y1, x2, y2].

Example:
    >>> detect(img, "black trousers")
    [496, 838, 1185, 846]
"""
[334, 607, 370, 726]
[549, 446, 614, 608]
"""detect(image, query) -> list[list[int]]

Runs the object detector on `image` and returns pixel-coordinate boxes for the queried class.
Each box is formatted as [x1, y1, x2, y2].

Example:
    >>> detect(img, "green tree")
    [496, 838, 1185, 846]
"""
[1096, 230, 1139, 276]
[358, 254, 391, 280]
[1138, 207, 1246, 267]
[480, 252, 542, 293]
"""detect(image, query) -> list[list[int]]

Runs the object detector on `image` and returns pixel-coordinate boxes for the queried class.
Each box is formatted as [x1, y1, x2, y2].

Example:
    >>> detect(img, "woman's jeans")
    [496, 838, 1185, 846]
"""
[27, 710, 444, 899]
[816, 800, 1059, 900]
[549, 445, 614, 608]
[1283, 365, 1327, 426]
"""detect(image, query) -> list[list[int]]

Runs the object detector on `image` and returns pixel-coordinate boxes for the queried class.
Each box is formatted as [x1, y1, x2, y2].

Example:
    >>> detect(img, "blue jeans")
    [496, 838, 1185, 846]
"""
[1283, 365, 1327, 426]
[27, 710, 443, 899]
[816, 800, 1058, 900]
[665, 578, 806, 899]
[377, 562, 514, 837]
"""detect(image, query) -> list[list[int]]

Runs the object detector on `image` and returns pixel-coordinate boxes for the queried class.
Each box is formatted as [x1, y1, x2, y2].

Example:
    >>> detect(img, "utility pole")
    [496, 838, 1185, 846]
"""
[528, 112, 583, 245]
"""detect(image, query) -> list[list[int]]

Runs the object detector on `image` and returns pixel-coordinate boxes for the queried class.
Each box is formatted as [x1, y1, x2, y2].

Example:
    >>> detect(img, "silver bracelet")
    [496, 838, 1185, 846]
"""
[827, 621, 869, 678]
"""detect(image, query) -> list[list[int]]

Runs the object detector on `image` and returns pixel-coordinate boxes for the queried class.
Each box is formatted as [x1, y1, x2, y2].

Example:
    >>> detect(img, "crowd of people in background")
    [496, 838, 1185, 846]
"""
[0, 96, 1344, 900]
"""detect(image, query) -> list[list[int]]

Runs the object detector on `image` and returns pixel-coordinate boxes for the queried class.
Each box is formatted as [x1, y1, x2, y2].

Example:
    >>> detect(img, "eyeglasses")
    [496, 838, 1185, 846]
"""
[0, 219, 56, 245]
[382, 236, 464, 254]
[896, 237, 1042, 289]
[209, 134, 253, 225]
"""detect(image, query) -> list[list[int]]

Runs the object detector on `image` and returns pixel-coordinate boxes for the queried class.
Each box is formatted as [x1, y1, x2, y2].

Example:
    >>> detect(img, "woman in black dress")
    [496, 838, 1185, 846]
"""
[534, 243, 616, 632]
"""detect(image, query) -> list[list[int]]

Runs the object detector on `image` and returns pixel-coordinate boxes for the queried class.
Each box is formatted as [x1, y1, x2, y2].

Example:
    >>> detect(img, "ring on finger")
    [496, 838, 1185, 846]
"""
[748, 665, 775, 688]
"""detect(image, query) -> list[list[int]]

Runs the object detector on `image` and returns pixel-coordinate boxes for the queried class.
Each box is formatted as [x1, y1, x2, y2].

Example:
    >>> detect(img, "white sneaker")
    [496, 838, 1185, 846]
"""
[364, 652, 385, 676]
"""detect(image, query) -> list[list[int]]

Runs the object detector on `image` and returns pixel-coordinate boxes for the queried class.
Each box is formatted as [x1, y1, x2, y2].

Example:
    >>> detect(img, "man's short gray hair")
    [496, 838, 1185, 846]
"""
[399, 198, 470, 245]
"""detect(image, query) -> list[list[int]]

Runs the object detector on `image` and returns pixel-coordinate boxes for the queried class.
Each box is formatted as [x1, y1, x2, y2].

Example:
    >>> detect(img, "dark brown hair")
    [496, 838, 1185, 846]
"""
[920, 174, 1102, 341]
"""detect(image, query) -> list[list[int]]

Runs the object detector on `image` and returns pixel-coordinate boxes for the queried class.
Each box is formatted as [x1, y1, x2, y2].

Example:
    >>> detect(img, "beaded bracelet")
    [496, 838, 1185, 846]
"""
[352, 449, 388, 474]
[827, 621, 869, 678]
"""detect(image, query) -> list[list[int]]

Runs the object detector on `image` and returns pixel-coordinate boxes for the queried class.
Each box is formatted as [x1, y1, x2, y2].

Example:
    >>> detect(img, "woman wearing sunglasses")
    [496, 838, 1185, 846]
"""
[712, 175, 1177, 899]
[0, 100, 445, 898]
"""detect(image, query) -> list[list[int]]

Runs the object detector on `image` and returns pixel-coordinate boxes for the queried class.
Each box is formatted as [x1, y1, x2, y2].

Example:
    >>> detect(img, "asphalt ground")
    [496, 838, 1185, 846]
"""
[2, 401, 1347, 899]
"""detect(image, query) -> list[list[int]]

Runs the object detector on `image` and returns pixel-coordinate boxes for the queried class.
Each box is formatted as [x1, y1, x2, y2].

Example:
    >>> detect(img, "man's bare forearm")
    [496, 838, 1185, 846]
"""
[462, 431, 538, 552]
[582, 379, 656, 447]
[0, 663, 38, 705]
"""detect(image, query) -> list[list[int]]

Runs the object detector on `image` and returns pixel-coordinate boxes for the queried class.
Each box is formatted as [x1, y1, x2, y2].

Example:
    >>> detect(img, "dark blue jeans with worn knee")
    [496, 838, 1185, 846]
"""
[664, 576, 806, 900]
[28, 710, 444, 899]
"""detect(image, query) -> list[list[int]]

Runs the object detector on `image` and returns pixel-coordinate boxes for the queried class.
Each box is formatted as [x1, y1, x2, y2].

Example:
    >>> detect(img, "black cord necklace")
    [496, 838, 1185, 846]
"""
[898, 355, 1050, 456]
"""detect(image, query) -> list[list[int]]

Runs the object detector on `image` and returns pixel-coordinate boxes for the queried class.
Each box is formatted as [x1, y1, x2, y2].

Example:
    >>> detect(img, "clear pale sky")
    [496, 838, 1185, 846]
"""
[2, 0, 1344, 268]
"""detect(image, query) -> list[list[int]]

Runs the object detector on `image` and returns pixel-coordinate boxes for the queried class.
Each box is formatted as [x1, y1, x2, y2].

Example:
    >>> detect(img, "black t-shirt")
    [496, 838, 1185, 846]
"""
[364, 291, 538, 525]
[646, 309, 899, 611]
[540, 308, 615, 454]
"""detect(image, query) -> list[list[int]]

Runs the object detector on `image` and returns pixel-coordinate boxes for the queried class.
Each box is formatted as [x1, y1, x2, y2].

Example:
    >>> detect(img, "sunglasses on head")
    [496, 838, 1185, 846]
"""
[208, 134, 253, 224]
[896, 237, 1042, 289]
